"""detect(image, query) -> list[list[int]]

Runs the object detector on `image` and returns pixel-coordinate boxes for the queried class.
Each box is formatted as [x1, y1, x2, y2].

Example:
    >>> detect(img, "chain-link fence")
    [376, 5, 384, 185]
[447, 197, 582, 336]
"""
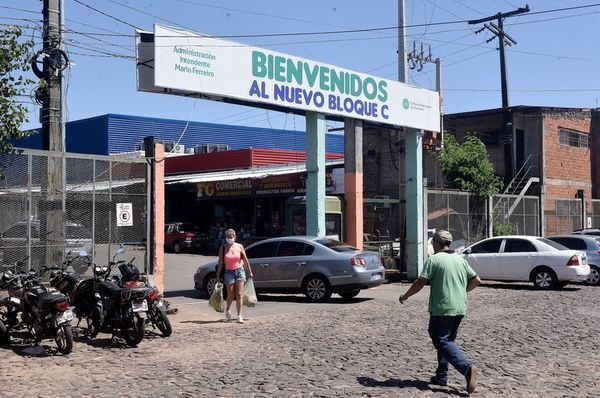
[492, 194, 540, 236]
[0, 149, 149, 274]
[363, 197, 401, 268]
[544, 198, 582, 236]
[427, 190, 487, 250]
[590, 199, 600, 229]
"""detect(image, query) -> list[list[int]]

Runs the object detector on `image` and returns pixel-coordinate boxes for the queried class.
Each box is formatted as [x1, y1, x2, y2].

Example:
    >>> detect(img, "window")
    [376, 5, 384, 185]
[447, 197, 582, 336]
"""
[504, 239, 537, 253]
[559, 129, 589, 148]
[246, 242, 278, 259]
[316, 238, 358, 252]
[539, 238, 569, 250]
[277, 241, 314, 257]
[547, 237, 585, 251]
[469, 239, 502, 254]
[178, 224, 198, 232]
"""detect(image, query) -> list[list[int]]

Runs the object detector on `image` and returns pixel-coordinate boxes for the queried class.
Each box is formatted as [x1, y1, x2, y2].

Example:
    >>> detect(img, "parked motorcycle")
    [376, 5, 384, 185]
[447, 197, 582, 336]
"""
[0, 262, 74, 355]
[50, 249, 148, 347]
[111, 257, 172, 337]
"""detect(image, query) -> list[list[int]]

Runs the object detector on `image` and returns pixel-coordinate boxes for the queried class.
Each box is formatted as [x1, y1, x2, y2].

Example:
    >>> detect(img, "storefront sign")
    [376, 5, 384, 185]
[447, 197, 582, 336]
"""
[196, 171, 338, 200]
[153, 25, 440, 131]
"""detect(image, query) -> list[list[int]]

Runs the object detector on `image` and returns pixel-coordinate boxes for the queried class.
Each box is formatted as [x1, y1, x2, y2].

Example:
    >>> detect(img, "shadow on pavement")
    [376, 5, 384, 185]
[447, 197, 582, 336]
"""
[356, 377, 467, 397]
[164, 289, 202, 299]
[180, 319, 226, 325]
[480, 282, 580, 292]
[256, 294, 373, 304]
[0, 335, 66, 357]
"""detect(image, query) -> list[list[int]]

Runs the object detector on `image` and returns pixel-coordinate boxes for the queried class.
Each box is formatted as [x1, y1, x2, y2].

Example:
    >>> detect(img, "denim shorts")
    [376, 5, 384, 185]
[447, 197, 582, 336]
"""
[224, 267, 246, 285]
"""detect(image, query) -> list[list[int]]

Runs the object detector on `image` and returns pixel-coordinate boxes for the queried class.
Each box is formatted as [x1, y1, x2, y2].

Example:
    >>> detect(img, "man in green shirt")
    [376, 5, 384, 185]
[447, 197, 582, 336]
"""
[399, 230, 481, 395]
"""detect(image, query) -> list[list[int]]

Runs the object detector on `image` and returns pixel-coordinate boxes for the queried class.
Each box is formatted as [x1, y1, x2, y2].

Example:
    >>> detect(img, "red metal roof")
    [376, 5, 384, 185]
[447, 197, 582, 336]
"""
[165, 148, 343, 175]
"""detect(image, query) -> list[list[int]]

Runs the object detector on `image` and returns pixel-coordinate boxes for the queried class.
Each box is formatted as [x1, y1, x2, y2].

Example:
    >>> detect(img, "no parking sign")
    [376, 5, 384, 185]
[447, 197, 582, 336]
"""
[116, 203, 133, 227]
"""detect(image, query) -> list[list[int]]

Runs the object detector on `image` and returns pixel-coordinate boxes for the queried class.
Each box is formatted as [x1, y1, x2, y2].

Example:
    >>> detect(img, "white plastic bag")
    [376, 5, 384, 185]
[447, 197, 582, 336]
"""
[208, 282, 224, 312]
[243, 278, 258, 307]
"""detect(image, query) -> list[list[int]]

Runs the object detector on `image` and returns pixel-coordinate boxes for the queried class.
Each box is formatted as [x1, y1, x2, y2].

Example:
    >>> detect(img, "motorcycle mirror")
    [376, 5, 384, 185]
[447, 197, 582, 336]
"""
[117, 244, 125, 255]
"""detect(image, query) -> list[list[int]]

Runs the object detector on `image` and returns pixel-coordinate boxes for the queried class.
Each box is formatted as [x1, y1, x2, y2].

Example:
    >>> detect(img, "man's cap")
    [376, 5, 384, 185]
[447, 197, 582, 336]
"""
[433, 229, 453, 244]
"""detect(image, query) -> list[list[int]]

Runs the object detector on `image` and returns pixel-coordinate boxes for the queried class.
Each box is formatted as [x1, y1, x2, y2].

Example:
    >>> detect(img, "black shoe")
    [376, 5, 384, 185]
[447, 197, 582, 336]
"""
[465, 366, 477, 395]
[430, 375, 448, 386]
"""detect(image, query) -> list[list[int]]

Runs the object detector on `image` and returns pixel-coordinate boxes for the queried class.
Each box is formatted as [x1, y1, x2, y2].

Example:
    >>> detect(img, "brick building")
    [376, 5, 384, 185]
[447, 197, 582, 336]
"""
[362, 106, 600, 237]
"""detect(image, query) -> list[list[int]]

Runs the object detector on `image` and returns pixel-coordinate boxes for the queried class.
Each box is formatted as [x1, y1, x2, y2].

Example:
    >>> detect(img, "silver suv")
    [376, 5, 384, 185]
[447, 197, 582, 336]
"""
[547, 235, 600, 286]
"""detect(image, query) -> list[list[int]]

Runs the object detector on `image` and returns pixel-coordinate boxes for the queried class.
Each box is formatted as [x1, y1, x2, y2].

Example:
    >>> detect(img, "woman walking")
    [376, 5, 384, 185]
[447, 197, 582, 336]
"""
[216, 229, 254, 323]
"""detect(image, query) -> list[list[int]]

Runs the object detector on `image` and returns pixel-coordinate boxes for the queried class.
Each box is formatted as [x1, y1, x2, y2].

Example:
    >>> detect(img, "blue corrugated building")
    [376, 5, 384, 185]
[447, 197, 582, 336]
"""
[16, 114, 344, 155]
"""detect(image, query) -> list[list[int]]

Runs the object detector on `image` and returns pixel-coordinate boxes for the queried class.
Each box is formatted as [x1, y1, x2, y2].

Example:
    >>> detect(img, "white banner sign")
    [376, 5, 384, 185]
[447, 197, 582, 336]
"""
[116, 203, 133, 227]
[153, 25, 440, 131]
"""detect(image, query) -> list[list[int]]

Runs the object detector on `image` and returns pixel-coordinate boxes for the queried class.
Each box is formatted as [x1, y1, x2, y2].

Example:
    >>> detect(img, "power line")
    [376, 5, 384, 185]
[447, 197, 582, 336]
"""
[55, 2, 600, 41]
[70, 0, 142, 30]
[105, 0, 195, 32]
[0, 5, 39, 14]
[445, 88, 600, 92]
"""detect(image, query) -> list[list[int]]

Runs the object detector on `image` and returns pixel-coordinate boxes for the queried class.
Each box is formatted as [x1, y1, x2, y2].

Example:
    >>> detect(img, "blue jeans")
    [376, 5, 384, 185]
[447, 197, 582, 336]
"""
[428, 315, 471, 382]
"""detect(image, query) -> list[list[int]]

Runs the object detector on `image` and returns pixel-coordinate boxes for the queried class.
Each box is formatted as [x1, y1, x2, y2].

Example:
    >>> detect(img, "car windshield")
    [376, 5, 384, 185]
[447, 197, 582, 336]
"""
[537, 238, 567, 250]
[179, 224, 198, 232]
[315, 238, 358, 252]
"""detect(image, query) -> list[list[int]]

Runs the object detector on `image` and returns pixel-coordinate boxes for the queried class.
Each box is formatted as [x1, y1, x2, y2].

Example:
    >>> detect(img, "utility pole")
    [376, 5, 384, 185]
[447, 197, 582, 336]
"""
[38, 0, 67, 265]
[398, 0, 407, 83]
[468, 5, 530, 184]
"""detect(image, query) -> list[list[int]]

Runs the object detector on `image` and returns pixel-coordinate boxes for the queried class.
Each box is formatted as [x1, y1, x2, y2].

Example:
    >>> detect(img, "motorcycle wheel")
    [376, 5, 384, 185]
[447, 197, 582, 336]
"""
[150, 302, 172, 337]
[87, 307, 102, 338]
[0, 319, 10, 346]
[55, 324, 73, 355]
[123, 315, 145, 347]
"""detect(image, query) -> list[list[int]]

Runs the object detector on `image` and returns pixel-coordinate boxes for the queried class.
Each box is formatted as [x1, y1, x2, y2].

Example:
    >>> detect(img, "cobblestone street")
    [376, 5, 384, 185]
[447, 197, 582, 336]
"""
[2, 282, 599, 397]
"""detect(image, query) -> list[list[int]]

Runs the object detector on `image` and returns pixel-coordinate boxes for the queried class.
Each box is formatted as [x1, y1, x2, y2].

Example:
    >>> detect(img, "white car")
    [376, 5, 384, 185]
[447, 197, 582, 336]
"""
[460, 235, 590, 290]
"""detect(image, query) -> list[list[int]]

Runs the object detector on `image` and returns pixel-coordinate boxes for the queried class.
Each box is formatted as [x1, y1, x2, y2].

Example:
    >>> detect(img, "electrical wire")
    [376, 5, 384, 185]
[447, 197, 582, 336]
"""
[70, 0, 142, 30]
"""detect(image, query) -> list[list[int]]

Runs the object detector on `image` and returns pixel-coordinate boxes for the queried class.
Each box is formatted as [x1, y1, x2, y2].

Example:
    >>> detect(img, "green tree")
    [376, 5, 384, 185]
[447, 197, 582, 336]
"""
[437, 134, 502, 198]
[0, 26, 35, 154]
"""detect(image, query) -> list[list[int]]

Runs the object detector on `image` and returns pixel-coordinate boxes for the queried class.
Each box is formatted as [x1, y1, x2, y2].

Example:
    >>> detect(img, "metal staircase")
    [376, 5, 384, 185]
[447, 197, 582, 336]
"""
[494, 154, 539, 221]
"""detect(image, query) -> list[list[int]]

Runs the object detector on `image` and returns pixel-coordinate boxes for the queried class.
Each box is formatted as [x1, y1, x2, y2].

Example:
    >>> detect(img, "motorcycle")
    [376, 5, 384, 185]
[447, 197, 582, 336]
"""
[50, 249, 148, 347]
[111, 257, 172, 338]
[0, 261, 74, 355]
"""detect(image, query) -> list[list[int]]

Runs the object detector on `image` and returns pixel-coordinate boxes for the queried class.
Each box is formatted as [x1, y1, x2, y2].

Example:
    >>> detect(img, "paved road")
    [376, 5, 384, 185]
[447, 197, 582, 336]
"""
[2, 279, 600, 397]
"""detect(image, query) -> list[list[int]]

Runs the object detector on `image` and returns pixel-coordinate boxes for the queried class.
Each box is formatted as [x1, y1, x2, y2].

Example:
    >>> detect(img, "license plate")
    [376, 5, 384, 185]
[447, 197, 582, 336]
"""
[56, 309, 74, 324]
[132, 300, 149, 313]
[370, 274, 382, 281]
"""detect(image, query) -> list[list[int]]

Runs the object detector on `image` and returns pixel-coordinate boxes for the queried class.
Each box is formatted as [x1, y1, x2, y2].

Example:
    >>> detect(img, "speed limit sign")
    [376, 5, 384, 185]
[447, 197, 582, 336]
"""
[116, 203, 133, 227]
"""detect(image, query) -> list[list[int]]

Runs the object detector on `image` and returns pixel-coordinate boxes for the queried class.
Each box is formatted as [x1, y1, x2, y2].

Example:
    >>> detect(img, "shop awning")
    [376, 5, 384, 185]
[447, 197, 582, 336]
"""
[165, 159, 344, 185]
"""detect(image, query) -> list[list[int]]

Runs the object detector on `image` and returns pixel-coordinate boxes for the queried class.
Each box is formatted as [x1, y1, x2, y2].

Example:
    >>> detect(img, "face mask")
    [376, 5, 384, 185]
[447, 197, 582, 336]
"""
[226, 237, 235, 244]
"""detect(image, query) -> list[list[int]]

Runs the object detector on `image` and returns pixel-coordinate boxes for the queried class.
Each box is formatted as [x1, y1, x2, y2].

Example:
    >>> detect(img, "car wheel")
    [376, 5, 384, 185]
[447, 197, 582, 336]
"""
[532, 267, 558, 290]
[586, 266, 600, 286]
[303, 275, 332, 302]
[173, 241, 181, 254]
[204, 273, 218, 296]
[339, 289, 360, 300]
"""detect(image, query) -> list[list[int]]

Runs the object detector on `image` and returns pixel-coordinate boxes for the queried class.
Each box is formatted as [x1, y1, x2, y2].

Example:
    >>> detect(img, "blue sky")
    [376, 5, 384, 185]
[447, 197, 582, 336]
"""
[3, 0, 600, 132]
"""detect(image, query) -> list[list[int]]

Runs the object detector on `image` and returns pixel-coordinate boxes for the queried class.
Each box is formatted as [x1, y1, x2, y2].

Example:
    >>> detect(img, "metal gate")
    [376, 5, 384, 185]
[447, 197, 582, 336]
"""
[0, 149, 150, 273]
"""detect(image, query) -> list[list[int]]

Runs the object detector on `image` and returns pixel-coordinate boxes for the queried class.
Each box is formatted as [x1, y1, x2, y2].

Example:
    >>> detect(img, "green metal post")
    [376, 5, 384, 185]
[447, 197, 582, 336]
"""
[405, 127, 424, 279]
[306, 112, 326, 237]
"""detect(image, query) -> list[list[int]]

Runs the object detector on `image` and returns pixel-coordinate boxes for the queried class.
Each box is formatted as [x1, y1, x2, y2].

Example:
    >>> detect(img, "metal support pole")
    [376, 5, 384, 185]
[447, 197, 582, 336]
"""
[398, 0, 408, 83]
[405, 128, 424, 280]
[92, 159, 96, 265]
[305, 112, 326, 237]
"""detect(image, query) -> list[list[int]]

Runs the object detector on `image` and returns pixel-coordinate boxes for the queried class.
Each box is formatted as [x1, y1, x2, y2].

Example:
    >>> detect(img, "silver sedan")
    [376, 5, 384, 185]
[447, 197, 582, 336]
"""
[194, 236, 386, 302]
